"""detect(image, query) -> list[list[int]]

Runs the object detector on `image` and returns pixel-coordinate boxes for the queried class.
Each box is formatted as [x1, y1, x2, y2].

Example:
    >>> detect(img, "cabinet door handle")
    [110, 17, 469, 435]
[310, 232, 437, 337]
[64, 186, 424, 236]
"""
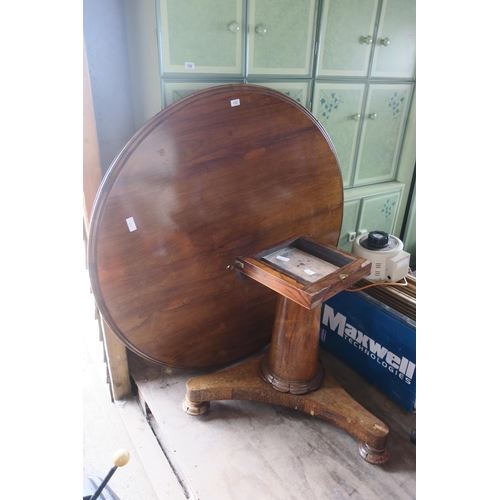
[380, 37, 390, 46]
[360, 35, 373, 44]
[351, 114, 361, 121]
[368, 113, 377, 120]
[255, 24, 267, 36]
[228, 21, 240, 33]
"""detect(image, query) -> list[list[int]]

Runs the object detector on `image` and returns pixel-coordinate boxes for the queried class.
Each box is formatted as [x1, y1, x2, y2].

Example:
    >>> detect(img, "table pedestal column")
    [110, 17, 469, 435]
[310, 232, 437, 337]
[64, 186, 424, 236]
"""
[261, 296, 323, 394]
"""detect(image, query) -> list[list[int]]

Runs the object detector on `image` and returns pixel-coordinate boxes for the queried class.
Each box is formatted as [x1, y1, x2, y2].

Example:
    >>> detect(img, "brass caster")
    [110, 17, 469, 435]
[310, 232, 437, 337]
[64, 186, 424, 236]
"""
[358, 442, 389, 465]
[182, 397, 210, 416]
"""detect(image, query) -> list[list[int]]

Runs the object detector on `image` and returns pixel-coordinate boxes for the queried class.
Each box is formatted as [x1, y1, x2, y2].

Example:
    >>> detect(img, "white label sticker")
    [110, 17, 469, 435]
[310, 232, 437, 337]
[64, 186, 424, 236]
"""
[304, 269, 316, 276]
[126, 217, 137, 232]
[185, 62, 195, 70]
[276, 255, 290, 262]
[230, 99, 240, 107]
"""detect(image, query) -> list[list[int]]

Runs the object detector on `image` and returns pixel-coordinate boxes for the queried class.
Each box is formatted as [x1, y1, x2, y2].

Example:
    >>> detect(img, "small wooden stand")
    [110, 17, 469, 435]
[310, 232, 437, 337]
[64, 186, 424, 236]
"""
[183, 236, 390, 464]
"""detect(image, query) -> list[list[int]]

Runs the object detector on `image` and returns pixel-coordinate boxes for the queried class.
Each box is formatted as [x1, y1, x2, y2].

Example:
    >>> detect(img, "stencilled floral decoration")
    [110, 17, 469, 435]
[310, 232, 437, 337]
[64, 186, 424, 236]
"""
[319, 91, 344, 122]
[386, 92, 405, 117]
[379, 198, 397, 220]
[284, 90, 302, 104]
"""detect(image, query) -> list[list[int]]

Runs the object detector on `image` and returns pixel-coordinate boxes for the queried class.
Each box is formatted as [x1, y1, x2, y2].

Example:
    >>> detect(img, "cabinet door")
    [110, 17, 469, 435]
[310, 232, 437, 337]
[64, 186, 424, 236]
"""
[371, 0, 416, 78]
[158, 0, 244, 75]
[163, 81, 246, 106]
[354, 83, 412, 186]
[248, 81, 310, 107]
[248, 0, 317, 76]
[312, 83, 365, 186]
[338, 199, 361, 252]
[317, 0, 378, 77]
[357, 190, 402, 235]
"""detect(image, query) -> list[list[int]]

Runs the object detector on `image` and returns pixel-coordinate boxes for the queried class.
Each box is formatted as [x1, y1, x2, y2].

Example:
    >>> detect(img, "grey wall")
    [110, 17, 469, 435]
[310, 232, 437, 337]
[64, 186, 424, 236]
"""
[84, 0, 136, 175]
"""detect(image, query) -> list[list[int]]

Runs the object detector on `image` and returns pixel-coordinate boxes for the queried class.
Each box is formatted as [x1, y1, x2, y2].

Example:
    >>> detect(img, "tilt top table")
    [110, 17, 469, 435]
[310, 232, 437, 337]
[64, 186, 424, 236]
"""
[88, 84, 389, 463]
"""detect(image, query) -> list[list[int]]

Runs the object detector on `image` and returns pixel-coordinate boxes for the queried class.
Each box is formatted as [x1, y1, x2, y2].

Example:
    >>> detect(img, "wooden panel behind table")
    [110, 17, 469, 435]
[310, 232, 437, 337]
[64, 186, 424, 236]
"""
[88, 84, 344, 368]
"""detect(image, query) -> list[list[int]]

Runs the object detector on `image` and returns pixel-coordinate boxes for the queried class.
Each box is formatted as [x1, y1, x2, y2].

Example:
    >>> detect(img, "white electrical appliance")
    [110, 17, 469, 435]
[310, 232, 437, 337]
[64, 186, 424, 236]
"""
[352, 231, 410, 282]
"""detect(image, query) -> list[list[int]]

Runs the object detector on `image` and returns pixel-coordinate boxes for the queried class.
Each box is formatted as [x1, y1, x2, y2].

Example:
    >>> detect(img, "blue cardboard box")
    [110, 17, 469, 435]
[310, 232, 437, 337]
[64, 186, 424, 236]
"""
[319, 290, 416, 412]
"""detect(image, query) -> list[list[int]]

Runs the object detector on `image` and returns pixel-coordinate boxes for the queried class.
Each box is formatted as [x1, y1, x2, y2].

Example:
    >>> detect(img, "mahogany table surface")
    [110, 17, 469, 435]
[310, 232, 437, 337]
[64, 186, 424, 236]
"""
[88, 84, 344, 368]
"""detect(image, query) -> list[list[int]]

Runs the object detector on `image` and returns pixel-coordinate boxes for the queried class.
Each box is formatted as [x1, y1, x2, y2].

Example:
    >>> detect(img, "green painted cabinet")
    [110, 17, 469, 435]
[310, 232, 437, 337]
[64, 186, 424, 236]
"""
[312, 0, 415, 213]
[354, 83, 412, 186]
[163, 80, 244, 106]
[158, 0, 319, 78]
[357, 190, 402, 235]
[317, 0, 415, 79]
[311, 82, 412, 188]
[247, 0, 317, 76]
[317, 0, 378, 78]
[124, 0, 416, 243]
[158, 0, 244, 76]
[248, 81, 310, 105]
[371, 0, 416, 79]
[338, 182, 404, 252]
[312, 82, 365, 186]
[337, 199, 361, 252]
[164, 80, 308, 107]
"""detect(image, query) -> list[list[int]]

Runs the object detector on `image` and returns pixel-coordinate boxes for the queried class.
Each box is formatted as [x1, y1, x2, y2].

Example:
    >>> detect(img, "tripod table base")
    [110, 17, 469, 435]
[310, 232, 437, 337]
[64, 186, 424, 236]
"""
[183, 353, 389, 465]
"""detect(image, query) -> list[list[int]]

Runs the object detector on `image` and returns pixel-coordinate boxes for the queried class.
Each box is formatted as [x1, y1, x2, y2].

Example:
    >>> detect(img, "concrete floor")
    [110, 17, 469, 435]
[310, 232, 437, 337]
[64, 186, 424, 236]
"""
[82, 354, 159, 498]
[82, 243, 164, 500]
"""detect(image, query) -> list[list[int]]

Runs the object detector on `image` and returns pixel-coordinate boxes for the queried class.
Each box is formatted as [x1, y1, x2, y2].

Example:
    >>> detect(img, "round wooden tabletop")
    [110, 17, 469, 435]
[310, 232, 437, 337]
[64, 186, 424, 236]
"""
[88, 84, 344, 368]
